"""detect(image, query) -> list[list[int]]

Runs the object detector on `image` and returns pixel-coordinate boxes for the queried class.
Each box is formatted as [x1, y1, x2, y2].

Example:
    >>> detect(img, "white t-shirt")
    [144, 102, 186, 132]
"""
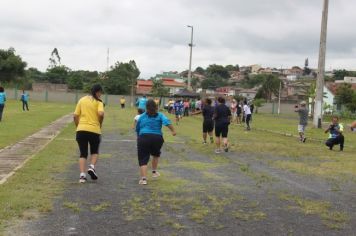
[134, 114, 141, 121]
[243, 105, 251, 115]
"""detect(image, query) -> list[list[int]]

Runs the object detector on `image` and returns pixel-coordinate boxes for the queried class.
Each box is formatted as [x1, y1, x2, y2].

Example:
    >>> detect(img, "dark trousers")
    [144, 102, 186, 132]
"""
[22, 101, 29, 111]
[245, 114, 252, 130]
[184, 107, 189, 116]
[0, 104, 4, 121]
[325, 135, 344, 151]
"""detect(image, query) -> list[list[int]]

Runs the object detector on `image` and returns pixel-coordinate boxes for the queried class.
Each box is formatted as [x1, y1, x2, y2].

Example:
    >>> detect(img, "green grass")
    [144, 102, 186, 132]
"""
[0, 123, 77, 232]
[0, 99, 74, 149]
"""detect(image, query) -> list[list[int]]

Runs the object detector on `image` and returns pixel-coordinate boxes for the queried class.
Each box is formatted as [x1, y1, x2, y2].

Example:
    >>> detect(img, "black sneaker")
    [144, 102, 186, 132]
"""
[302, 138, 307, 143]
[88, 167, 98, 180]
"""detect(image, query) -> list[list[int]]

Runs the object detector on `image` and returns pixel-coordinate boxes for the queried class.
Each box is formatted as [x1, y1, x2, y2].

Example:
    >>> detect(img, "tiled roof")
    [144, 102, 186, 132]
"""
[326, 82, 356, 95]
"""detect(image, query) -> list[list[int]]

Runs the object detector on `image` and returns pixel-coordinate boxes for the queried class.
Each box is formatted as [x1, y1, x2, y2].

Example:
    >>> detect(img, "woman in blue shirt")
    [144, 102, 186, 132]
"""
[21, 90, 29, 111]
[0, 86, 6, 122]
[136, 99, 176, 185]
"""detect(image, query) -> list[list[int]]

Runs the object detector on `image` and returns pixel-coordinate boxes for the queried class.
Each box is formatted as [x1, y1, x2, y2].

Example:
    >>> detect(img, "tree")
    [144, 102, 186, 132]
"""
[201, 76, 228, 89]
[46, 65, 70, 84]
[49, 48, 61, 68]
[335, 83, 356, 112]
[195, 67, 205, 75]
[303, 58, 311, 76]
[253, 98, 265, 113]
[206, 64, 230, 79]
[104, 60, 140, 95]
[0, 47, 27, 83]
[151, 79, 169, 97]
[26, 67, 46, 82]
[67, 73, 84, 90]
[255, 74, 282, 101]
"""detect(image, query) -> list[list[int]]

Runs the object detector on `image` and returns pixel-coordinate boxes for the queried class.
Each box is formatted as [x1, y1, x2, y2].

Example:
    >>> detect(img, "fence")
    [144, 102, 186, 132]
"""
[5, 89, 299, 114]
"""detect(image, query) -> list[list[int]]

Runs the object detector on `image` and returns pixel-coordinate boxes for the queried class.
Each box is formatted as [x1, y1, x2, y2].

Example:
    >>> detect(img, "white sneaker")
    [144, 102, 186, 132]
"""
[139, 178, 147, 185]
[79, 176, 87, 183]
[215, 149, 222, 154]
[152, 171, 160, 178]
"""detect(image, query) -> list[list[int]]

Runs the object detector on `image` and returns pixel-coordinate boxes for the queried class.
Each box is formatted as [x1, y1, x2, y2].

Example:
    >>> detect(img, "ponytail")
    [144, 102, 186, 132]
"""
[91, 84, 103, 103]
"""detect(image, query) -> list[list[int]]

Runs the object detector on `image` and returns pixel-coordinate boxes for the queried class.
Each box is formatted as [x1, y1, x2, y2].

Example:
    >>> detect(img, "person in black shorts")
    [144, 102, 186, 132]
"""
[192, 98, 215, 144]
[214, 97, 232, 153]
[136, 99, 176, 185]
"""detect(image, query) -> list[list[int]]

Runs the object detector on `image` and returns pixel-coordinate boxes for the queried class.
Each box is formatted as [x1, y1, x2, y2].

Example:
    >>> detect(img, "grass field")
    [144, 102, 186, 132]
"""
[0, 105, 355, 234]
[0, 99, 74, 149]
[113, 108, 356, 181]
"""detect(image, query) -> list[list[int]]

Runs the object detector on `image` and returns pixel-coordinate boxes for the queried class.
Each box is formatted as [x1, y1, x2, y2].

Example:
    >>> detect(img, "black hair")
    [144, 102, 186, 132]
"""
[0, 86, 4, 92]
[146, 99, 158, 116]
[205, 98, 212, 105]
[138, 108, 144, 115]
[217, 97, 225, 104]
[91, 84, 103, 103]
[244, 100, 247, 105]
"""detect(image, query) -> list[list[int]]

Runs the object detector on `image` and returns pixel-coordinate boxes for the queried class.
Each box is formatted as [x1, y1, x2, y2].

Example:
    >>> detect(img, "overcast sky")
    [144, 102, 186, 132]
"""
[1, 0, 355, 78]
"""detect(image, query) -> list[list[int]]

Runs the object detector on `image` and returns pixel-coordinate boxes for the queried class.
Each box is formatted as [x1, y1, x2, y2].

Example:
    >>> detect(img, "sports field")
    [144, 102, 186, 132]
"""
[0, 104, 355, 235]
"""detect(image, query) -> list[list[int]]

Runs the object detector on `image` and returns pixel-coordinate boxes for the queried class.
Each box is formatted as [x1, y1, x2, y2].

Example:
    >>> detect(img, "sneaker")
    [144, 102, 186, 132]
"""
[302, 138, 307, 143]
[139, 178, 147, 185]
[79, 176, 87, 183]
[88, 167, 98, 180]
[215, 149, 222, 154]
[224, 145, 229, 152]
[152, 171, 160, 178]
[202, 141, 207, 144]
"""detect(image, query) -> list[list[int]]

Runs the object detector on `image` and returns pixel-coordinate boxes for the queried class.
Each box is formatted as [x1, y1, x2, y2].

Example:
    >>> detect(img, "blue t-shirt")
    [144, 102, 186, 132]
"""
[174, 101, 183, 112]
[136, 112, 172, 136]
[0, 92, 6, 104]
[21, 93, 29, 102]
[136, 98, 147, 110]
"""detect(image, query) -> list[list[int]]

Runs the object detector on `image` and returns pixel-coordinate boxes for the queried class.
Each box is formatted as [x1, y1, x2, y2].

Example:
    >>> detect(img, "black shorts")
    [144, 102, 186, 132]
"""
[76, 131, 101, 158]
[137, 134, 164, 166]
[215, 123, 229, 138]
[203, 120, 214, 133]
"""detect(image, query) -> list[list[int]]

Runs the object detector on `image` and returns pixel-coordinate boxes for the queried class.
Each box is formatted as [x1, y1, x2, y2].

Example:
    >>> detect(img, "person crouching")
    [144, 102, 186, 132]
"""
[325, 116, 344, 151]
[136, 99, 176, 185]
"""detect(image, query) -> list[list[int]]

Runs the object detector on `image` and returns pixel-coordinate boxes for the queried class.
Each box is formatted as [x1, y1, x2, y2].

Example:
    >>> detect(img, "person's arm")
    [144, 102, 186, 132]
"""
[98, 102, 105, 128]
[325, 124, 333, 134]
[167, 124, 176, 136]
[73, 101, 81, 127]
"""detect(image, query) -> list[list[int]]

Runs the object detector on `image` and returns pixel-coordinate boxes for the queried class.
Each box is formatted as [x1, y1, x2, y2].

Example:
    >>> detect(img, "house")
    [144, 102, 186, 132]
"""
[324, 82, 356, 111]
[136, 78, 186, 95]
[335, 77, 356, 84]
[215, 86, 236, 96]
[250, 64, 262, 74]
[283, 66, 304, 80]
[237, 88, 258, 100]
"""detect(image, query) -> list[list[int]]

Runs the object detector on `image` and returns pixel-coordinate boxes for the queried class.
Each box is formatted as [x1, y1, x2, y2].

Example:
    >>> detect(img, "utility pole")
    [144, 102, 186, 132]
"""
[187, 25, 194, 91]
[106, 48, 110, 71]
[278, 80, 282, 115]
[314, 0, 329, 128]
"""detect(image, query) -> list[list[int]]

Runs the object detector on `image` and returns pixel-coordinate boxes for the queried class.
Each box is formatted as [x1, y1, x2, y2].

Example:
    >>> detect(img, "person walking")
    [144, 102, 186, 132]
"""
[230, 99, 237, 123]
[20, 90, 30, 111]
[214, 97, 232, 153]
[73, 84, 105, 183]
[120, 96, 126, 109]
[183, 99, 190, 117]
[136, 99, 176, 185]
[325, 116, 344, 151]
[136, 95, 148, 112]
[236, 102, 242, 124]
[294, 101, 308, 142]
[0, 86, 6, 122]
[243, 100, 252, 130]
[192, 98, 215, 144]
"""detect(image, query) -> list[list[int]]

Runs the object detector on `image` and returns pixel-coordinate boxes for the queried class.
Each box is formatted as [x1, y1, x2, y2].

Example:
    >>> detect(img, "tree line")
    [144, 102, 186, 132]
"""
[0, 47, 140, 95]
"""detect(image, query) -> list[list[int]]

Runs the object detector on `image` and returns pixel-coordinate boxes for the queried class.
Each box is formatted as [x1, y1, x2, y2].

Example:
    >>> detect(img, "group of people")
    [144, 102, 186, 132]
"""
[295, 100, 356, 151]
[0, 87, 30, 122]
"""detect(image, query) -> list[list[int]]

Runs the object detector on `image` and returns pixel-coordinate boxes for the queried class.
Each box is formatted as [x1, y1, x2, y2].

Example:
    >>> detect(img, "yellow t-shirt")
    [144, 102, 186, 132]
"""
[120, 98, 126, 104]
[74, 96, 104, 134]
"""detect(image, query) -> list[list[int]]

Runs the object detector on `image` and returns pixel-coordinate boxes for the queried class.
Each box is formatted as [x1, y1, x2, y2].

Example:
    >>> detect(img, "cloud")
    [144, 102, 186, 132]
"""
[0, 0, 355, 78]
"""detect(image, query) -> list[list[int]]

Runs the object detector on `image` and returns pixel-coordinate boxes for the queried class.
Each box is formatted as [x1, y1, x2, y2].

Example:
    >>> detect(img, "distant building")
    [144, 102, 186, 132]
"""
[215, 86, 236, 96]
[136, 78, 186, 95]
[335, 77, 356, 84]
[237, 88, 258, 100]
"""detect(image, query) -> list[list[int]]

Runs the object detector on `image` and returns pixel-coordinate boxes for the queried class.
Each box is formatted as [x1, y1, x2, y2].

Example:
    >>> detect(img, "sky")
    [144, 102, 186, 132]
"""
[1, 0, 355, 78]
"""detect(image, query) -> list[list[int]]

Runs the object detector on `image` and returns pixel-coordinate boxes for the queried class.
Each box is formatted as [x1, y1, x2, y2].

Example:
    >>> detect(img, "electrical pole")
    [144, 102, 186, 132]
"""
[106, 48, 110, 72]
[314, 0, 329, 128]
[187, 25, 194, 91]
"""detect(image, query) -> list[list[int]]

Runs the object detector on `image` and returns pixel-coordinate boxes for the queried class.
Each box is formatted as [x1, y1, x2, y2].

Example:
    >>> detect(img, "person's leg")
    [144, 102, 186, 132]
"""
[215, 125, 221, 151]
[151, 135, 164, 177]
[76, 132, 89, 182]
[222, 125, 229, 152]
[0, 104, 4, 121]
[335, 135, 344, 151]
[246, 115, 251, 130]
[203, 132, 207, 143]
[137, 135, 150, 184]
[325, 138, 334, 150]
[87, 133, 101, 179]
[208, 131, 214, 143]
[25, 101, 29, 111]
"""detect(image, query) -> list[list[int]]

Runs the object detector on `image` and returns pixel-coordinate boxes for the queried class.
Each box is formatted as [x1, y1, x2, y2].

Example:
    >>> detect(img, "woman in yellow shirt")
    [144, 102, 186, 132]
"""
[73, 84, 105, 183]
